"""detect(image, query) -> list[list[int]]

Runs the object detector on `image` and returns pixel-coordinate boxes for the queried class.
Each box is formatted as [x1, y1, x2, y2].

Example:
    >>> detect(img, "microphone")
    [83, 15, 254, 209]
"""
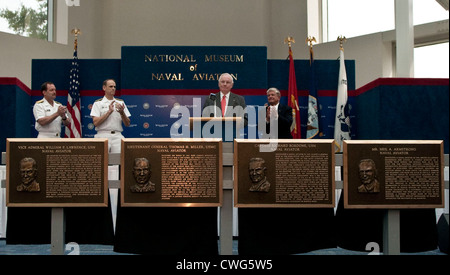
[209, 93, 217, 117]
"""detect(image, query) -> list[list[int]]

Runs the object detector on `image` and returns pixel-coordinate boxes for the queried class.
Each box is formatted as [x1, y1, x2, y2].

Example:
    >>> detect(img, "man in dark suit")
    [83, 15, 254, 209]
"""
[264, 87, 293, 139]
[202, 73, 248, 127]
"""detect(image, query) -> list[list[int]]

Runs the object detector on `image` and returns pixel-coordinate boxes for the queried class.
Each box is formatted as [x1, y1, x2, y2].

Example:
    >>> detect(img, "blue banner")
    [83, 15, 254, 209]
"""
[121, 46, 267, 90]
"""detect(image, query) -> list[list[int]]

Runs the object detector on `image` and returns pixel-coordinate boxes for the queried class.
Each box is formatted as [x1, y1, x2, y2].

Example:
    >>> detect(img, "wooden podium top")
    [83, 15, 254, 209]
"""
[189, 117, 242, 128]
[189, 116, 242, 122]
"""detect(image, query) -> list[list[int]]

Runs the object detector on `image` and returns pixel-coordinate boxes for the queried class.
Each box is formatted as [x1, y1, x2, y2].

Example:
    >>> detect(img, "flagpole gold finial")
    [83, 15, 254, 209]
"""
[284, 36, 295, 49]
[306, 36, 316, 63]
[71, 28, 81, 50]
[306, 36, 316, 49]
[337, 36, 347, 51]
[71, 28, 81, 36]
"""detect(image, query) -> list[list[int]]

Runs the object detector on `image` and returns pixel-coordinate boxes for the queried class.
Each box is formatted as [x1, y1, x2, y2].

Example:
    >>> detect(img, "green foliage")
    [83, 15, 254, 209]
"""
[0, 0, 48, 40]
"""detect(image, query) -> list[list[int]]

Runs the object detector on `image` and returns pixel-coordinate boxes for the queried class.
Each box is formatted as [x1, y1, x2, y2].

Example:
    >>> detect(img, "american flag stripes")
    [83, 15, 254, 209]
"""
[65, 48, 82, 138]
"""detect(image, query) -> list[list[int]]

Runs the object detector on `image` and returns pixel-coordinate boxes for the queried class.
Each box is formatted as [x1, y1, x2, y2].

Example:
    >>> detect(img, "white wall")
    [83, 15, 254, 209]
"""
[69, 0, 309, 60]
[313, 33, 394, 89]
[0, 32, 72, 87]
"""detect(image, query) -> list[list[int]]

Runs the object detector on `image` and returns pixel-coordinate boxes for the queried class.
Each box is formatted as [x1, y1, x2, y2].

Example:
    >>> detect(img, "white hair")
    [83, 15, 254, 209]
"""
[219, 73, 234, 83]
[266, 87, 280, 96]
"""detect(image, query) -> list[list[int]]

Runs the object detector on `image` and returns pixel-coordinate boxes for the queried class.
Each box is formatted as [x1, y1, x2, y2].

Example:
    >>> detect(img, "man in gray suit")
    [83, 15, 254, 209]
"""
[202, 73, 248, 127]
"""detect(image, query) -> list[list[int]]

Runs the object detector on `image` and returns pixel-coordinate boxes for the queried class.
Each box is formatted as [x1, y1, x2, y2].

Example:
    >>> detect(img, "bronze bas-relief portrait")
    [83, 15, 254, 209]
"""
[17, 157, 40, 192]
[130, 157, 156, 193]
[248, 157, 270, 193]
[357, 159, 380, 193]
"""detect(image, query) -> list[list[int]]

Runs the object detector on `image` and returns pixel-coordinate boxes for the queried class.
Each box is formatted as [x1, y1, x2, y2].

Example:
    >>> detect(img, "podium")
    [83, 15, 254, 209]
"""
[189, 117, 244, 141]
[189, 117, 242, 254]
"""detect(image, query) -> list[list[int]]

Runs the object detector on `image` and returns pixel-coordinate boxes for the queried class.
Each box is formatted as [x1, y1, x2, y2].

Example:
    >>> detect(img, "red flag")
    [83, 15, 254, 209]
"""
[288, 47, 301, 139]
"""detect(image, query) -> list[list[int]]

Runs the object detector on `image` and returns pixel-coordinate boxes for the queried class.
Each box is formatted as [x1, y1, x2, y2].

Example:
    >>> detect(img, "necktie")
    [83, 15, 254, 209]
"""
[221, 95, 226, 116]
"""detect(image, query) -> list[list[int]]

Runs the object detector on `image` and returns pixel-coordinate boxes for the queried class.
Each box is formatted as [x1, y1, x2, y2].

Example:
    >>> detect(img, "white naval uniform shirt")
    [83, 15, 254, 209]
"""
[90, 96, 131, 133]
[33, 98, 64, 137]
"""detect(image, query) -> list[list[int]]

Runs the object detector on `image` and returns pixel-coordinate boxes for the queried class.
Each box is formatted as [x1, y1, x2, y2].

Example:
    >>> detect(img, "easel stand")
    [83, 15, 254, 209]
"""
[51, 207, 66, 255]
[219, 142, 234, 255]
[383, 209, 401, 255]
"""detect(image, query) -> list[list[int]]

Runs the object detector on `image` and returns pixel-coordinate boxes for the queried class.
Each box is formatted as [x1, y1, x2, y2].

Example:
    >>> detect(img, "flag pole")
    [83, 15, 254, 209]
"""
[337, 36, 346, 51]
[284, 36, 295, 51]
[284, 36, 301, 139]
[306, 36, 322, 139]
[65, 28, 82, 138]
[71, 28, 81, 51]
[306, 36, 316, 63]
[334, 35, 351, 152]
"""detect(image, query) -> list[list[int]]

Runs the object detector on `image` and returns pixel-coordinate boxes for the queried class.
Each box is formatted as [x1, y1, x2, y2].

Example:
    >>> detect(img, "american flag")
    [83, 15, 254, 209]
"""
[65, 48, 82, 138]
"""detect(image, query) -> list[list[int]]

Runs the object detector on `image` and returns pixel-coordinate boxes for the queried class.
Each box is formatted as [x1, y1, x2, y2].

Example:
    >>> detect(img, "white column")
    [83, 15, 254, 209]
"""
[395, 0, 414, 77]
[55, 0, 69, 45]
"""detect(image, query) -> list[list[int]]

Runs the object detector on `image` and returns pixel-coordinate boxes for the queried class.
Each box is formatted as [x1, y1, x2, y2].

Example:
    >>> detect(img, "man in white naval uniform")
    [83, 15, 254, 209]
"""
[90, 79, 131, 153]
[90, 79, 130, 238]
[7, 81, 70, 245]
[33, 81, 70, 138]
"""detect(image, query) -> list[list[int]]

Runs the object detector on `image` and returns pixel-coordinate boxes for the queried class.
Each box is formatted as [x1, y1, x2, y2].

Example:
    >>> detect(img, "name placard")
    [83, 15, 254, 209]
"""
[344, 140, 445, 209]
[121, 138, 222, 207]
[234, 139, 335, 208]
[6, 138, 108, 207]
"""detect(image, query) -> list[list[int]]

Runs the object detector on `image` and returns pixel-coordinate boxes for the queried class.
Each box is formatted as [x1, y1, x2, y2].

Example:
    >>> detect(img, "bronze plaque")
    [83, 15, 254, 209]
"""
[234, 139, 335, 208]
[6, 138, 108, 207]
[121, 138, 222, 207]
[344, 140, 445, 209]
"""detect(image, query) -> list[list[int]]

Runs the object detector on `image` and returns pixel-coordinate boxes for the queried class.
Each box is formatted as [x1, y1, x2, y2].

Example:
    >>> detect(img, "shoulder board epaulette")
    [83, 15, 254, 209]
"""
[55, 101, 62, 105]
[35, 99, 44, 104]
[95, 98, 103, 102]
[115, 98, 124, 102]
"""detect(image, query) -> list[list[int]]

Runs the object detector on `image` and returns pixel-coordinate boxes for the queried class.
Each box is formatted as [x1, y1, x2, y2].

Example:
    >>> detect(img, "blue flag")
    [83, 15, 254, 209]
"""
[307, 47, 320, 139]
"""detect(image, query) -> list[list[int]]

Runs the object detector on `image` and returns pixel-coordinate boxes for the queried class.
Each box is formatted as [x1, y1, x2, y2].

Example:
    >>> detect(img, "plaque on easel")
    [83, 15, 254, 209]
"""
[6, 138, 108, 207]
[121, 138, 223, 207]
[234, 139, 335, 208]
[344, 140, 445, 209]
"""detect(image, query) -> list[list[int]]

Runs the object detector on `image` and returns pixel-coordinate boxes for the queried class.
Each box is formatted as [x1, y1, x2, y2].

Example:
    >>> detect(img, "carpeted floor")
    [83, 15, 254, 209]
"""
[0, 239, 446, 255]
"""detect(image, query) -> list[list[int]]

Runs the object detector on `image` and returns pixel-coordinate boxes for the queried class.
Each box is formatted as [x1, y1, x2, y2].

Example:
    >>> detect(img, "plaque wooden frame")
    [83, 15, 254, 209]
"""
[343, 140, 445, 209]
[6, 138, 109, 207]
[234, 139, 335, 208]
[121, 138, 223, 207]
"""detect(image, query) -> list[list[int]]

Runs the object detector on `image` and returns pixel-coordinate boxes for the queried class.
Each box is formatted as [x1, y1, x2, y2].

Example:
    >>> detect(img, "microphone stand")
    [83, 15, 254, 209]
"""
[209, 93, 217, 117]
